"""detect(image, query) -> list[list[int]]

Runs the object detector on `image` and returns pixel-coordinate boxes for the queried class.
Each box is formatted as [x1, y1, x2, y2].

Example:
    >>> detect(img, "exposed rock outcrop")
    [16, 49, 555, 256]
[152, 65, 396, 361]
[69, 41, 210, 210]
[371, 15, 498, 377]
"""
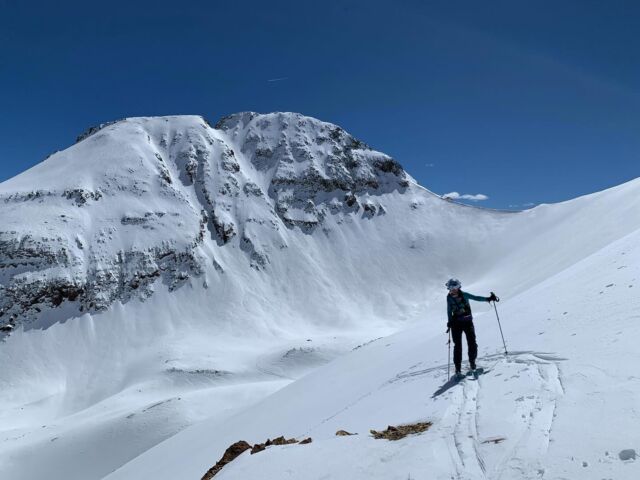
[201, 435, 313, 479]
[369, 422, 432, 441]
[201, 441, 252, 480]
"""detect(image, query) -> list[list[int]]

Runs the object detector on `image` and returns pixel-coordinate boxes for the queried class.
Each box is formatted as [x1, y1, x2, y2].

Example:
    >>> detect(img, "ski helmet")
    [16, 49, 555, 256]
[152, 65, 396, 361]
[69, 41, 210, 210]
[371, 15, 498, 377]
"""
[445, 278, 461, 290]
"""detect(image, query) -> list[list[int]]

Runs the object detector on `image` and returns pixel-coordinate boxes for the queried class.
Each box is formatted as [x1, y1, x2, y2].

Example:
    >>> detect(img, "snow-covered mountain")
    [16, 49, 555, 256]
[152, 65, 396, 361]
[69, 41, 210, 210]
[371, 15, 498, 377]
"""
[1, 112, 639, 480]
[0, 112, 409, 331]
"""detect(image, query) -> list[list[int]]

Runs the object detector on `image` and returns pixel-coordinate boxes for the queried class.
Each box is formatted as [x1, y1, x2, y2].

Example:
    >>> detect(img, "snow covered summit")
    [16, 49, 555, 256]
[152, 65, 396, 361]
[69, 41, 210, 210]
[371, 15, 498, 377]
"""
[0, 112, 408, 332]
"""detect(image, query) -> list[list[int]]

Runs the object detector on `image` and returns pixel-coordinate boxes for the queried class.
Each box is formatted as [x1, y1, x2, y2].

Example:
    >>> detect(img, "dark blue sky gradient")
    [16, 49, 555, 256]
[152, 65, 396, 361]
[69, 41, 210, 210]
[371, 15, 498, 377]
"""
[1, 0, 638, 209]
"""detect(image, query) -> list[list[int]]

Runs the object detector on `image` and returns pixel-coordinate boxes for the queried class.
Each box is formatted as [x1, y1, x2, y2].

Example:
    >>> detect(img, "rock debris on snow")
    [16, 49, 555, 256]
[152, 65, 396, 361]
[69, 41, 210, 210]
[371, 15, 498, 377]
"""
[369, 422, 433, 441]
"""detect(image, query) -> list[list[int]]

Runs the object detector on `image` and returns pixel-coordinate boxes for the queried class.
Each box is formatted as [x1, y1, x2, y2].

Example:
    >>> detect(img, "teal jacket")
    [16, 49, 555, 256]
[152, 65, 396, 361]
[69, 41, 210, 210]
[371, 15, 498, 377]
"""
[447, 291, 490, 322]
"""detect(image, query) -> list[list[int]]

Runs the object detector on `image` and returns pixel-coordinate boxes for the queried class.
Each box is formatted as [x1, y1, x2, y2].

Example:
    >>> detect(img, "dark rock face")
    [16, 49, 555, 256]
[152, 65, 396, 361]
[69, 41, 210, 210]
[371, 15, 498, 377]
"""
[249, 435, 299, 454]
[75, 120, 119, 143]
[0, 112, 412, 333]
[0, 232, 204, 328]
[217, 112, 408, 232]
[62, 188, 103, 206]
[201, 435, 313, 479]
[201, 440, 252, 480]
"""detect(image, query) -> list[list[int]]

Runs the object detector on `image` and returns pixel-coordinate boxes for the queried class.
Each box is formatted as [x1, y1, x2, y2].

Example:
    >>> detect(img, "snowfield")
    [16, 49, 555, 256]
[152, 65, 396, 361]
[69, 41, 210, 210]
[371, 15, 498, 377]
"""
[106, 227, 640, 480]
[0, 113, 639, 479]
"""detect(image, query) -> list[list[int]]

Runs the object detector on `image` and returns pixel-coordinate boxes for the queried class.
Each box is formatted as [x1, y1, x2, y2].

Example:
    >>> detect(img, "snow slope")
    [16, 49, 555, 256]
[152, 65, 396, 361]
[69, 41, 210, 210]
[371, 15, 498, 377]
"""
[108, 225, 640, 480]
[0, 113, 639, 479]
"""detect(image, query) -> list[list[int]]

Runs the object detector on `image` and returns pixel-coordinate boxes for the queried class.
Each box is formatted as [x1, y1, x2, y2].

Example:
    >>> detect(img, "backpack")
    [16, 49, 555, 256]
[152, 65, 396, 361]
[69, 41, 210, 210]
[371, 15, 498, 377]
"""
[448, 292, 473, 321]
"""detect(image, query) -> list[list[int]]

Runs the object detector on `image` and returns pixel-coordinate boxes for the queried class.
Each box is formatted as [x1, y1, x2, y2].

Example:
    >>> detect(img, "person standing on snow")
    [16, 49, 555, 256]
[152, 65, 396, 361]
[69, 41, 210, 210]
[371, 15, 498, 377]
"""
[445, 278, 497, 376]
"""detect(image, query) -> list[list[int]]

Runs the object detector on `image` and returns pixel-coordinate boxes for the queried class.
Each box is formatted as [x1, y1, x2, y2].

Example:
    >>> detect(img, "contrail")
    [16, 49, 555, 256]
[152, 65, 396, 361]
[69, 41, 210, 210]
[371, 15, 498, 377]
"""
[267, 77, 289, 82]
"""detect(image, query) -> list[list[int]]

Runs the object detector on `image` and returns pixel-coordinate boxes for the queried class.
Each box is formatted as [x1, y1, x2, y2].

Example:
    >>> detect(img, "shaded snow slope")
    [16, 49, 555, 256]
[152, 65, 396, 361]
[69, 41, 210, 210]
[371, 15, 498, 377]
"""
[0, 112, 639, 479]
[107, 227, 640, 480]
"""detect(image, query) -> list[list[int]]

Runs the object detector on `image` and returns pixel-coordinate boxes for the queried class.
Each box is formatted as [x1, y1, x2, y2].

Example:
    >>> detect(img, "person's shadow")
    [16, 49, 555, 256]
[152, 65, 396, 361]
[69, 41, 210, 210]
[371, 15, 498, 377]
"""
[431, 368, 487, 398]
[431, 377, 462, 398]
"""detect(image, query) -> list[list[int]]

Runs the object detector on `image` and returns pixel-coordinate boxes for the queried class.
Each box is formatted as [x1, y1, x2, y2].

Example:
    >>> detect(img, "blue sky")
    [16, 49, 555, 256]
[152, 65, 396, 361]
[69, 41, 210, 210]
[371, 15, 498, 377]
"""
[1, 0, 638, 209]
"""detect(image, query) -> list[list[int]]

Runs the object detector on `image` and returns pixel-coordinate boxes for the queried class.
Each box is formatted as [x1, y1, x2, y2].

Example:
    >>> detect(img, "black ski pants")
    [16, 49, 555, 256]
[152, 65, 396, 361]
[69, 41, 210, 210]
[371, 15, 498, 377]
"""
[450, 320, 478, 370]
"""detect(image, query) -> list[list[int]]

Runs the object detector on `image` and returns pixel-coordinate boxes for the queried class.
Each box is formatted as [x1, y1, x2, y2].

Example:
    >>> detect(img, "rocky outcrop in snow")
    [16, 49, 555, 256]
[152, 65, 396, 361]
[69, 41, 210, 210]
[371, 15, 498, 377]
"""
[216, 112, 408, 230]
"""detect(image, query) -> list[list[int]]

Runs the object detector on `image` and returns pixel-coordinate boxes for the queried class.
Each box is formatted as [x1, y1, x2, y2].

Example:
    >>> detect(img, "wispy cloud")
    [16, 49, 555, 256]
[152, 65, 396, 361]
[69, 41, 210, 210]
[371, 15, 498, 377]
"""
[267, 77, 289, 82]
[425, 163, 435, 167]
[443, 192, 489, 202]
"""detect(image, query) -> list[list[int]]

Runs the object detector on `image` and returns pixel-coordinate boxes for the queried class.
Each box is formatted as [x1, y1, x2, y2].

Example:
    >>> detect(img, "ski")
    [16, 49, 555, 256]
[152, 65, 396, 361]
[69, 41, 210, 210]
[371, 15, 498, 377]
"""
[467, 367, 486, 380]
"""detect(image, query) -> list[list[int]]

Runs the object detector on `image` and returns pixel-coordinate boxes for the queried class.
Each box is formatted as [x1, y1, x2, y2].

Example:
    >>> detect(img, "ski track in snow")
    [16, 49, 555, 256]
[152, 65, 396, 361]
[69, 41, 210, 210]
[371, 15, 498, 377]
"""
[297, 350, 567, 480]
[444, 353, 564, 480]
[387, 351, 566, 480]
[492, 356, 564, 480]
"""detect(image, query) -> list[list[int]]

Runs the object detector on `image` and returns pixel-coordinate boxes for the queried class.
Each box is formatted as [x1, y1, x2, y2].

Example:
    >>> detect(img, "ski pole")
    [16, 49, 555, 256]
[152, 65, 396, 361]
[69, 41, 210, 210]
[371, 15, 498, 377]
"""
[490, 292, 508, 355]
[447, 328, 451, 380]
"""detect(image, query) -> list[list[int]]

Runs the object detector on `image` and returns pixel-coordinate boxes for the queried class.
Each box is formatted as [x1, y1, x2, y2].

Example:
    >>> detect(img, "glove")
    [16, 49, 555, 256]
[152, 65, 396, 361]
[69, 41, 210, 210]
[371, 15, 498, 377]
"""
[447, 321, 452, 329]
[488, 292, 498, 302]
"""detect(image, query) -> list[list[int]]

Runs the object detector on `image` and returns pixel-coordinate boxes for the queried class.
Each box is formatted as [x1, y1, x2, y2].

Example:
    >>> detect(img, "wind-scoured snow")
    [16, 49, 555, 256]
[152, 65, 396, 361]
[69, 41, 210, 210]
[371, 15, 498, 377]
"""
[0, 113, 639, 480]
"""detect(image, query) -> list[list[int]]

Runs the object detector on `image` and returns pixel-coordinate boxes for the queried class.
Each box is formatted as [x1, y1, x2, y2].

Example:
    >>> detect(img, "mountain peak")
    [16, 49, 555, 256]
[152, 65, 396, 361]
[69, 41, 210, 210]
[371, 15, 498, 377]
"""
[0, 112, 411, 332]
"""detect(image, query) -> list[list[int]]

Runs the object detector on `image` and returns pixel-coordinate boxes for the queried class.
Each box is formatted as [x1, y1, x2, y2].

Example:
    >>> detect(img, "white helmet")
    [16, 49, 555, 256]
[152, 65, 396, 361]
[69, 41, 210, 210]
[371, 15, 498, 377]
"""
[445, 278, 461, 290]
